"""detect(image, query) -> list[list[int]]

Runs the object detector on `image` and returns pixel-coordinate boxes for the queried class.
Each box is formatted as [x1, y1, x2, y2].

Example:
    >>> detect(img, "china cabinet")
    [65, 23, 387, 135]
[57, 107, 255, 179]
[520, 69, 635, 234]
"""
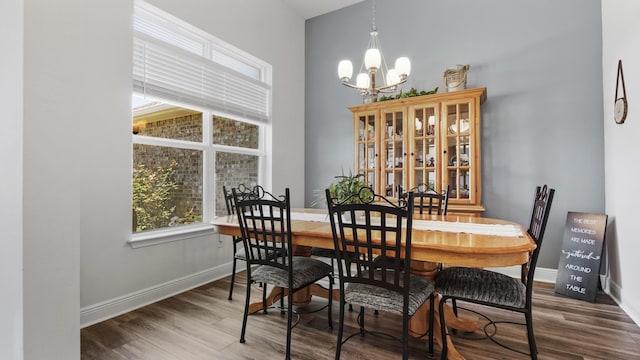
[350, 87, 486, 216]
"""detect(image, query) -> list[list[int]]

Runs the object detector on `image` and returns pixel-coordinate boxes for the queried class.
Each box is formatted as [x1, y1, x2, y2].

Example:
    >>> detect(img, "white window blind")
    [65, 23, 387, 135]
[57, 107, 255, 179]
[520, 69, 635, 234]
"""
[133, 32, 271, 122]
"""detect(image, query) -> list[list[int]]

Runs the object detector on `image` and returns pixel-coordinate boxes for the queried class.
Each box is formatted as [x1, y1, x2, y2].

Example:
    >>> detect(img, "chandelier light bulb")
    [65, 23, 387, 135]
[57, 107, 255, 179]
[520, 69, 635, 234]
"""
[386, 69, 400, 87]
[364, 48, 381, 70]
[356, 73, 370, 88]
[338, 60, 353, 81]
[395, 57, 411, 77]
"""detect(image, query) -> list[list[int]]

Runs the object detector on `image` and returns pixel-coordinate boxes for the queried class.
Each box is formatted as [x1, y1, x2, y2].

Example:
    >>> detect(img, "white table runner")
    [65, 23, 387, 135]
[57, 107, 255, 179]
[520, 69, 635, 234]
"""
[290, 211, 330, 223]
[290, 211, 522, 237]
[412, 219, 523, 237]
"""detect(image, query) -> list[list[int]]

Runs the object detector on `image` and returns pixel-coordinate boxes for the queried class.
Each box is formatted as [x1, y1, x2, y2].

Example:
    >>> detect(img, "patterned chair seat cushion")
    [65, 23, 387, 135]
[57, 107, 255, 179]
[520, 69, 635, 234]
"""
[345, 271, 434, 316]
[435, 266, 526, 308]
[251, 256, 332, 290]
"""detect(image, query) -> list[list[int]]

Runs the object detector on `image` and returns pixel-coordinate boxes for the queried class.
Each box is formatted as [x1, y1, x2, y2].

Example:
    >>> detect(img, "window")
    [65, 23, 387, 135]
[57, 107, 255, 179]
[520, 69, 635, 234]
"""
[131, 1, 271, 244]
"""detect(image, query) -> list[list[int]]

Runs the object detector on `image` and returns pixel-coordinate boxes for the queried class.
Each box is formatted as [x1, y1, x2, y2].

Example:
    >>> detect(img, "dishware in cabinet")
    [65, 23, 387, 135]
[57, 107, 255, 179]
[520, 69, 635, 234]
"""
[349, 87, 486, 216]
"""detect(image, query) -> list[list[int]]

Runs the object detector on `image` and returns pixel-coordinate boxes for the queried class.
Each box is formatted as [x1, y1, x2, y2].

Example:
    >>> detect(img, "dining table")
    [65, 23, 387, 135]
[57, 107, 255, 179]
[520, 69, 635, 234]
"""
[213, 208, 534, 360]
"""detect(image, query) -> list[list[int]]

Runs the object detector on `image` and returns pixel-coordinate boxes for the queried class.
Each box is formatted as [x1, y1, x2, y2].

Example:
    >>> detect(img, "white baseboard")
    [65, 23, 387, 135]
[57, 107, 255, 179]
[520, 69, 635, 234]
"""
[81, 265, 640, 329]
[80, 261, 244, 328]
[602, 275, 640, 327]
[487, 265, 557, 283]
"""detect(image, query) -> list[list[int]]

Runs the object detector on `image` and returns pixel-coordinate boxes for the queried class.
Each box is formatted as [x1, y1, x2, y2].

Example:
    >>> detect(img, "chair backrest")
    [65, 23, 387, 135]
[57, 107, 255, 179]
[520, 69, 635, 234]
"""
[223, 184, 252, 246]
[223, 184, 253, 217]
[326, 187, 415, 306]
[402, 184, 449, 215]
[222, 185, 235, 216]
[522, 185, 555, 298]
[233, 186, 291, 272]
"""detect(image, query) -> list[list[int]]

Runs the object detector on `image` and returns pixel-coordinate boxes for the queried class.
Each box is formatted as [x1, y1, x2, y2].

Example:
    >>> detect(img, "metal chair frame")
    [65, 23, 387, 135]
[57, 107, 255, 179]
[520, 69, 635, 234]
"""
[437, 185, 555, 360]
[234, 186, 333, 360]
[222, 184, 251, 301]
[326, 187, 434, 360]
[401, 184, 450, 215]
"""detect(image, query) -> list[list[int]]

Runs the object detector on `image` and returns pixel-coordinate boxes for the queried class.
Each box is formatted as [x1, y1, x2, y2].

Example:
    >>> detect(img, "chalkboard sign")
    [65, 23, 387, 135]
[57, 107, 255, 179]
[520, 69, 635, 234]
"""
[555, 212, 607, 302]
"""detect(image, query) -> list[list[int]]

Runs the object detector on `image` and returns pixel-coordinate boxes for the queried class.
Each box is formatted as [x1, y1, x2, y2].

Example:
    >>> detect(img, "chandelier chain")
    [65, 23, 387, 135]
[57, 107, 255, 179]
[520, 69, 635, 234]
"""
[371, 0, 377, 32]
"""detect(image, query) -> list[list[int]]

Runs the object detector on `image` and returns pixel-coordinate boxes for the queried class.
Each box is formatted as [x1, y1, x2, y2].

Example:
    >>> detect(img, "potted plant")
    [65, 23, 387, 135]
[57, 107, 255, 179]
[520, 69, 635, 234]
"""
[327, 171, 373, 205]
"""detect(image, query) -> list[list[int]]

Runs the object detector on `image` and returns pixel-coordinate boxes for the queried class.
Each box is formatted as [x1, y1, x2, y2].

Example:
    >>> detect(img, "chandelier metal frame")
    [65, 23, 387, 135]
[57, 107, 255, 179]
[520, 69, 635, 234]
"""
[338, 0, 410, 103]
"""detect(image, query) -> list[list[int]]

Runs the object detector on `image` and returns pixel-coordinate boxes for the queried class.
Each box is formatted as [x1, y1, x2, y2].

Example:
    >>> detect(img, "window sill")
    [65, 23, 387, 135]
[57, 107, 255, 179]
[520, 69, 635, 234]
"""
[128, 223, 215, 248]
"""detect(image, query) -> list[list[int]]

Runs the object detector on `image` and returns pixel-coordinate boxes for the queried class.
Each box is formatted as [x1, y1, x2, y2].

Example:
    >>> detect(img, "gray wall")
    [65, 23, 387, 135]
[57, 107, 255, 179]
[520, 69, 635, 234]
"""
[305, 0, 605, 270]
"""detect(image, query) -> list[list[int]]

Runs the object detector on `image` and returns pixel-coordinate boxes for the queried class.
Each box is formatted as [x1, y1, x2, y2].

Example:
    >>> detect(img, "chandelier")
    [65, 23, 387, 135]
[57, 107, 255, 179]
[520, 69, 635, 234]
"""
[337, 0, 410, 103]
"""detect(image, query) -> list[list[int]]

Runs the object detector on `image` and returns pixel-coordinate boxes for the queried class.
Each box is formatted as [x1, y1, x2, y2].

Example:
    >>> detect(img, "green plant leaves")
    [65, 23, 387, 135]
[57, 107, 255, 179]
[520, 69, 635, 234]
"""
[328, 172, 373, 204]
[378, 87, 438, 102]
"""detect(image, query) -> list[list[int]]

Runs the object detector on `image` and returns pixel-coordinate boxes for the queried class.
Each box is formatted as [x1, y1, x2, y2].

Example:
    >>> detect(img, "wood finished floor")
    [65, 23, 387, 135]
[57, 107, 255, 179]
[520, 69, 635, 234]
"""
[81, 272, 640, 360]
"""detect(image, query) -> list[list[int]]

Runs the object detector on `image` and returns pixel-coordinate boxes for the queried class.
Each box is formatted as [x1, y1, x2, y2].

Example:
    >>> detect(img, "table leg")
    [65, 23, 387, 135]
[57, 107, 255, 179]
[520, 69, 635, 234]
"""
[247, 286, 285, 313]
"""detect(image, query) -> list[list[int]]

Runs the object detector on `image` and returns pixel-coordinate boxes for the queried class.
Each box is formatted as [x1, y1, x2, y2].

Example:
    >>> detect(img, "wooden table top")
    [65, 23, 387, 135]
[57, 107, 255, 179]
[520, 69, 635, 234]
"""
[213, 209, 535, 268]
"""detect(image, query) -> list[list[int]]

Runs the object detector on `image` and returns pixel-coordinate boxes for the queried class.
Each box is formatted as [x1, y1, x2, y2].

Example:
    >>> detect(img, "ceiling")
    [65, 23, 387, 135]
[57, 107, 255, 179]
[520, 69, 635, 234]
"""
[282, 0, 365, 19]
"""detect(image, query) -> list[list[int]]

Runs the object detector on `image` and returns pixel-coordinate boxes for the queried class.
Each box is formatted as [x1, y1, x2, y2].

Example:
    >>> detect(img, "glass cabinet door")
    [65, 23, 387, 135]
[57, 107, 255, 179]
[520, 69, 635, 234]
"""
[410, 105, 439, 193]
[351, 88, 485, 216]
[356, 112, 377, 188]
[444, 101, 474, 203]
[381, 109, 405, 197]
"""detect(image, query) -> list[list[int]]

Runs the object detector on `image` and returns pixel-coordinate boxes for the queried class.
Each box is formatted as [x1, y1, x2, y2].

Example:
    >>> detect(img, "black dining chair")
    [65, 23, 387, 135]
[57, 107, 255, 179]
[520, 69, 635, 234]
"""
[234, 186, 333, 360]
[222, 184, 246, 301]
[435, 184, 555, 360]
[326, 187, 435, 360]
[400, 184, 450, 215]
[392, 184, 450, 273]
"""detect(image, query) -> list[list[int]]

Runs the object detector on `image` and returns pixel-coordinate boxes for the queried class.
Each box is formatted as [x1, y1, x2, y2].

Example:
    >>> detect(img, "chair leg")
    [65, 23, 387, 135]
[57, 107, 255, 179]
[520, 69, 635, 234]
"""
[280, 288, 285, 315]
[335, 297, 346, 360]
[525, 310, 538, 360]
[359, 307, 365, 335]
[262, 283, 268, 314]
[439, 296, 449, 360]
[228, 257, 238, 300]
[428, 293, 434, 357]
[402, 306, 409, 360]
[240, 278, 252, 343]
[450, 298, 458, 335]
[285, 287, 293, 360]
[327, 276, 333, 330]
